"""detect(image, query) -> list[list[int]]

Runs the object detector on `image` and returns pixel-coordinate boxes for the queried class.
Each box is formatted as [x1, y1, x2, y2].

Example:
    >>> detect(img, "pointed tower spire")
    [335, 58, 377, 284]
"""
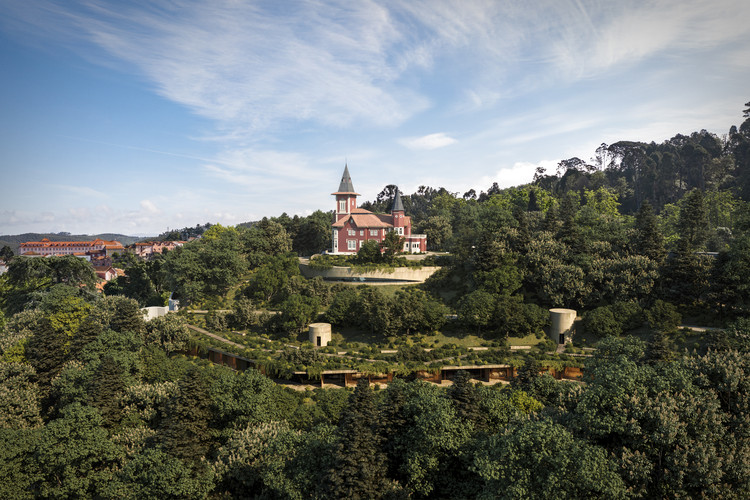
[391, 187, 404, 213]
[336, 164, 356, 194]
[332, 164, 360, 223]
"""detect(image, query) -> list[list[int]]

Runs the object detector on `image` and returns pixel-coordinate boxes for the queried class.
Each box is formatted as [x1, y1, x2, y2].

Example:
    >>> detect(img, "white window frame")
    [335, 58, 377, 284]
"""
[339, 200, 346, 212]
[347, 240, 357, 251]
[369, 229, 378, 236]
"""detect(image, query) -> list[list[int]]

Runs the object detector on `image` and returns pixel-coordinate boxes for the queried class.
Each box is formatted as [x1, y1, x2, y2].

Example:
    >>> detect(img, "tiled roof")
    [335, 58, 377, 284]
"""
[21, 239, 123, 247]
[376, 214, 395, 225]
[134, 241, 184, 247]
[333, 210, 394, 229]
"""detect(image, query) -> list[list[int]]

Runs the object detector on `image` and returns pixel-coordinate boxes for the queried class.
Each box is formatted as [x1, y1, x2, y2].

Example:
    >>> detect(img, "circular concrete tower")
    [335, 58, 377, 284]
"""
[549, 308, 576, 345]
[309, 323, 332, 347]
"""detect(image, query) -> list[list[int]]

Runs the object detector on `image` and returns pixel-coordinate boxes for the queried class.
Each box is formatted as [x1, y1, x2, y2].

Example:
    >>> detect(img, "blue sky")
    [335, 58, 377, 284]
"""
[1, 0, 748, 236]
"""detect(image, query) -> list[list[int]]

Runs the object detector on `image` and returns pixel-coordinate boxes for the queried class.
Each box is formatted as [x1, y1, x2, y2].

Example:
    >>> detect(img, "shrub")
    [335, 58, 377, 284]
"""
[231, 297, 257, 330]
[276, 294, 320, 334]
[205, 311, 229, 332]
[611, 301, 643, 331]
[495, 297, 550, 338]
[582, 306, 621, 337]
[646, 300, 681, 333]
[324, 288, 359, 327]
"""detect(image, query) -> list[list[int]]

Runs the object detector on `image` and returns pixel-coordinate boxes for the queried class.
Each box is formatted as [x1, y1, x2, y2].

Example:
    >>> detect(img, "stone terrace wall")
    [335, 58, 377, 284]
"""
[299, 263, 440, 283]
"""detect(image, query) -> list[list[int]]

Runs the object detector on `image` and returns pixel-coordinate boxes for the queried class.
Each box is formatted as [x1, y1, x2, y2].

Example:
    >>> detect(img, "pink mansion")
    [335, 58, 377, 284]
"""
[331, 166, 427, 254]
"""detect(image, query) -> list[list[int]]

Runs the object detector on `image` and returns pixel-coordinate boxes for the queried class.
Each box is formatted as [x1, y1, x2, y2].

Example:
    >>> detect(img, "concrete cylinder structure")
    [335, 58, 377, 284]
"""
[549, 308, 576, 345]
[142, 306, 169, 321]
[309, 323, 332, 347]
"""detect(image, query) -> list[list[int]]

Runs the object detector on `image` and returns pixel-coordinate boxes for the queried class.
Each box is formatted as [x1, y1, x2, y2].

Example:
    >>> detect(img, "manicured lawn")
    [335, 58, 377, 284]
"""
[328, 282, 421, 297]
[332, 327, 390, 346]
[327, 325, 549, 349]
[422, 331, 488, 348]
[506, 333, 546, 346]
[331, 327, 491, 348]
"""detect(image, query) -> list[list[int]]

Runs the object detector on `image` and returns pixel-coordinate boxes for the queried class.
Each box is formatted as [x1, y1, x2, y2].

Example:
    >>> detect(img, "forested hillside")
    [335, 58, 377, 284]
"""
[1, 103, 749, 498]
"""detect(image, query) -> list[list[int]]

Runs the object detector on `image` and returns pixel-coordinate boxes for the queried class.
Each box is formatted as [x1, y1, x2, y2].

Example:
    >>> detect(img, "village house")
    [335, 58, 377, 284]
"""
[129, 240, 184, 259]
[93, 265, 119, 281]
[330, 166, 427, 254]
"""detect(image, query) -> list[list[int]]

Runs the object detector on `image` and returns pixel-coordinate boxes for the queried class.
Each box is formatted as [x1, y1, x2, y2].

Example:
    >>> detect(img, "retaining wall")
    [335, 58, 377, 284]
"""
[299, 263, 440, 283]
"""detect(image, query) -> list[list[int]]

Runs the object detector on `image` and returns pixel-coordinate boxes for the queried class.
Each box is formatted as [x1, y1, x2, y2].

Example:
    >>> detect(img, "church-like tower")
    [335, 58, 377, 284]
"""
[331, 164, 359, 222]
[390, 187, 407, 236]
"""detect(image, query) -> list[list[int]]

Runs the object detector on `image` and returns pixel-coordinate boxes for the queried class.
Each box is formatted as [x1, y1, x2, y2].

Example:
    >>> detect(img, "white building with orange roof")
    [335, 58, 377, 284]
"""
[93, 265, 118, 281]
[19, 238, 124, 263]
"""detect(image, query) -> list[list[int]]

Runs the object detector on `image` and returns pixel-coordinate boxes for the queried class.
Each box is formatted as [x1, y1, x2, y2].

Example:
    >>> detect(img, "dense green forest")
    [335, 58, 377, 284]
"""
[1, 103, 750, 498]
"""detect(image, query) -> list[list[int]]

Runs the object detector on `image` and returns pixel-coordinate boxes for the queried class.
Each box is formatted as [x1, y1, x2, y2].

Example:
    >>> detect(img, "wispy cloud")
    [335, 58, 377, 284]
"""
[541, 0, 750, 78]
[66, 1, 428, 131]
[140, 200, 160, 214]
[201, 147, 331, 199]
[3, 0, 747, 134]
[399, 132, 457, 150]
[50, 184, 108, 199]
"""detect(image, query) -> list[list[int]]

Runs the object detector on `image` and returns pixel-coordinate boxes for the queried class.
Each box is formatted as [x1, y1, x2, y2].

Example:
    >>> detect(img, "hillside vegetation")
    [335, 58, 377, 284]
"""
[0, 102, 749, 498]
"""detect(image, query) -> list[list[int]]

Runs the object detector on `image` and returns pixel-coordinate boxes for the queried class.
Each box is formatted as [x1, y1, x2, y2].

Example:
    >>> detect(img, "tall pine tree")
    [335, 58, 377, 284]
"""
[647, 330, 673, 364]
[90, 355, 126, 429]
[327, 378, 388, 499]
[634, 200, 665, 261]
[25, 318, 68, 390]
[109, 297, 145, 335]
[677, 188, 709, 252]
[159, 367, 214, 467]
[448, 370, 486, 430]
[378, 381, 408, 484]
